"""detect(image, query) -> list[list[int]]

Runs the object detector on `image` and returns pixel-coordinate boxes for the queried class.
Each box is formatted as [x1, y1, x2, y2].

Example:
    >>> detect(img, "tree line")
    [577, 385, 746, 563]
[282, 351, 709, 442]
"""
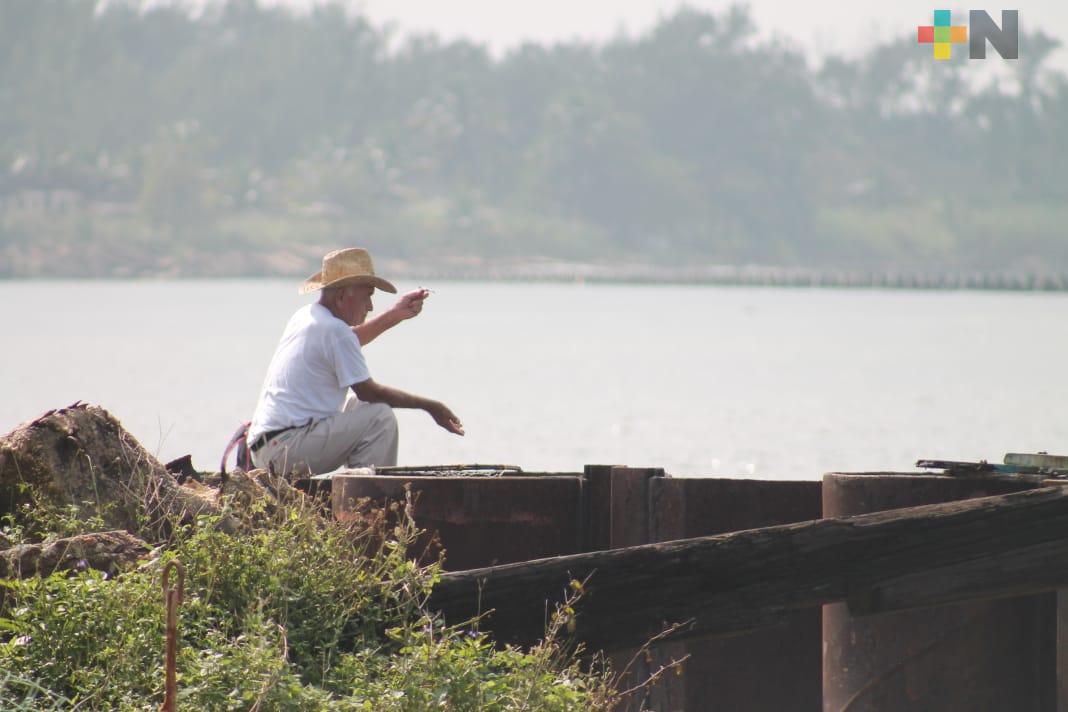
[1, 0, 1065, 276]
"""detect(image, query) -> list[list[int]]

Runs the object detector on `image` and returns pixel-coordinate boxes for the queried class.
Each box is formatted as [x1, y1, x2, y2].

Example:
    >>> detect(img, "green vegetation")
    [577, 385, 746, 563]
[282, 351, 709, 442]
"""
[1, 0, 1065, 276]
[0, 494, 615, 710]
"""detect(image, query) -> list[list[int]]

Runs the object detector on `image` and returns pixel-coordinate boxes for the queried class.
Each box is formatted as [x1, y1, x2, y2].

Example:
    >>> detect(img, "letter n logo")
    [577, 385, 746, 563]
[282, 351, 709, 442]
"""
[969, 10, 1019, 59]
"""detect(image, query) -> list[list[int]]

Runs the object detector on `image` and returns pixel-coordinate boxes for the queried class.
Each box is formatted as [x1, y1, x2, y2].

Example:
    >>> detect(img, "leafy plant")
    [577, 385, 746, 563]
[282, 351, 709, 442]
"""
[0, 491, 617, 710]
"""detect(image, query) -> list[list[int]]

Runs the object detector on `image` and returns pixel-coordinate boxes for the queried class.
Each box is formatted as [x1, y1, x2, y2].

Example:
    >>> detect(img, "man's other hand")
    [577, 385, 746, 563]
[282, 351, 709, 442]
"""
[428, 401, 464, 436]
[393, 289, 430, 320]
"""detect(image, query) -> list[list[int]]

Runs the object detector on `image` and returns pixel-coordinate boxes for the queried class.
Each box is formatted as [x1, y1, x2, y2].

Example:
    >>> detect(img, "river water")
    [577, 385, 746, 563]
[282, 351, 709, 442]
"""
[3, 280, 1066, 479]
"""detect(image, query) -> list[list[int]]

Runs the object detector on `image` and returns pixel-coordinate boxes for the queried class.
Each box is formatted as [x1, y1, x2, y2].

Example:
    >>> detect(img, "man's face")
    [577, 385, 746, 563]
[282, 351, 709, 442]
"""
[339, 285, 375, 326]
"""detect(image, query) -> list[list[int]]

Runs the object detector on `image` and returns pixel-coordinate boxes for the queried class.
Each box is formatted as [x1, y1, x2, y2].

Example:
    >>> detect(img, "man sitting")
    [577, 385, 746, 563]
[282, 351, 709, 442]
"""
[248, 247, 463, 474]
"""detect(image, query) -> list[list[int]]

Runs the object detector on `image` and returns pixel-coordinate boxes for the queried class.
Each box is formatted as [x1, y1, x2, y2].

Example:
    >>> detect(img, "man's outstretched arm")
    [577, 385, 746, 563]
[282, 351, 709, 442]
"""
[353, 289, 429, 346]
[352, 378, 464, 436]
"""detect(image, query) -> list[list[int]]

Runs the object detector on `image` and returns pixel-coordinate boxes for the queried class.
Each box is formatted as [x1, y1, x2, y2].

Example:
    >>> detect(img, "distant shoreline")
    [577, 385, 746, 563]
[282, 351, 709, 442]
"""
[389, 264, 1068, 291]
[4, 262, 1068, 292]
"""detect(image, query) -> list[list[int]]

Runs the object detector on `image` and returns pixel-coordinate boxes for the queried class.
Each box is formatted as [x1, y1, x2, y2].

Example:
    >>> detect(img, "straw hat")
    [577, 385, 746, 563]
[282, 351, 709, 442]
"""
[298, 248, 397, 295]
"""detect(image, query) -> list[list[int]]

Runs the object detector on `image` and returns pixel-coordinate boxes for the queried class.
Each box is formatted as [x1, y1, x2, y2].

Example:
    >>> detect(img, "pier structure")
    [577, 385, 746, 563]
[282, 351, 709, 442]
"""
[330, 466, 1068, 711]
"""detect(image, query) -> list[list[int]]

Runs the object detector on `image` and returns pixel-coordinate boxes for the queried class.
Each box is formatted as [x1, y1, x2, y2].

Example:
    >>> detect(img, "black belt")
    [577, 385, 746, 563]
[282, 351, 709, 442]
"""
[249, 426, 296, 453]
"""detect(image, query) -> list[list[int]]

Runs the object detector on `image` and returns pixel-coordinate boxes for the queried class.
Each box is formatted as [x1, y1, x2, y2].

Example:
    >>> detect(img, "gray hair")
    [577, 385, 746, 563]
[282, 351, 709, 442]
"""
[319, 283, 367, 303]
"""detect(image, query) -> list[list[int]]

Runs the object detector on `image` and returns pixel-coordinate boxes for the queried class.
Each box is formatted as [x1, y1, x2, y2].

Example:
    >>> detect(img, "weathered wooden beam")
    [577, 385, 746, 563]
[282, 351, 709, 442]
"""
[428, 486, 1068, 651]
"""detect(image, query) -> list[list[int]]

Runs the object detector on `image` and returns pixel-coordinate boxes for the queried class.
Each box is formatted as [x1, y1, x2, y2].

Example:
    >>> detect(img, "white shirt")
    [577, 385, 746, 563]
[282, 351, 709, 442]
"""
[249, 303, 370, 441]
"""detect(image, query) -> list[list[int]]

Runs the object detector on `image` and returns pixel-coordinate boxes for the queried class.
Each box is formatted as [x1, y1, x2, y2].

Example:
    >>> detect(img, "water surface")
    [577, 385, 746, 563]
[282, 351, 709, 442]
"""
[3, 280, 1066, 479]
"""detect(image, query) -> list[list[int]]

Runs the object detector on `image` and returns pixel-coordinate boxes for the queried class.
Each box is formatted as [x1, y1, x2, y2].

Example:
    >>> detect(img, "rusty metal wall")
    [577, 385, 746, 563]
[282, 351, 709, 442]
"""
[333, 467, 825, 712]
[332, 473, 585, 571]
[822, 473, 1056, 712]
[1059, 590, 1068, 712]
[1040, 480, 1068, 712]
[646, 478, 823, 712]
[581, 465, 662, 711]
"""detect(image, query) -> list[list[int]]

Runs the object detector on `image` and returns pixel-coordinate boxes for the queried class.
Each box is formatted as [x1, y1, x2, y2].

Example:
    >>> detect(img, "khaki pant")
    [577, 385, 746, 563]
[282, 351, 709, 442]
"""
[251, 397, 398, 474]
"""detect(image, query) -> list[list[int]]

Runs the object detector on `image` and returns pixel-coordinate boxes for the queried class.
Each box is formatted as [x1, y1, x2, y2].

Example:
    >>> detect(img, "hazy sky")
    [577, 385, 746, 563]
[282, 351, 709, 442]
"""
[242, 0, 1068, 68]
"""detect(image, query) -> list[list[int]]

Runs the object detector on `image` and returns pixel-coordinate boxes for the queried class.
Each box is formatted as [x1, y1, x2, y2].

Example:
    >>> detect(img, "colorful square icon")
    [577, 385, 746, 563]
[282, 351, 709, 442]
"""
[918, 11, 968, 59]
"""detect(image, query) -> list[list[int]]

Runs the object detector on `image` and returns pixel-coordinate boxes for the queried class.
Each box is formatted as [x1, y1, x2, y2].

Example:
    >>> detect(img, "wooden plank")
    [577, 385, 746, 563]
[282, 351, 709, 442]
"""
[428, 486, 1068, 652]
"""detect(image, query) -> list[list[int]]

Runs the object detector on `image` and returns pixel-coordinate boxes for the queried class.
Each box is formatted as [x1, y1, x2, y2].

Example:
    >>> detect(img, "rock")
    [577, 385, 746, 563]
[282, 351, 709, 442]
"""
[0, 530, 150, 578]
[0, 402, 218, 540]
[0, 403, 314, 542]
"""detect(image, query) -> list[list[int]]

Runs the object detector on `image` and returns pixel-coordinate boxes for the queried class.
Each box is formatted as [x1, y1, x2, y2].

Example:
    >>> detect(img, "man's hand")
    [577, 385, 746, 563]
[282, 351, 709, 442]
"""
[391, 289, 430, 321]
[427, 400, 464, 436]
[354, 288, 430, 346]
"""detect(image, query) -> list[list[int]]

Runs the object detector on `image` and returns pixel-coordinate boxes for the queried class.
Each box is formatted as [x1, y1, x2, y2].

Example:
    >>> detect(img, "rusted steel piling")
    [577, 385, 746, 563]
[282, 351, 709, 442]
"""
[822, 473, 1056, 712]
[647, 477, 822, 712]
[332, 470, 585, 570]
[331, 465, 1068, 711]
[332, 466, 823, 711]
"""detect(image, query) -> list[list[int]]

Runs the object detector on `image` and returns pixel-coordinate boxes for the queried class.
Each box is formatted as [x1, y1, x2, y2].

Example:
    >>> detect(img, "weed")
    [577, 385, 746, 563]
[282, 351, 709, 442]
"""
[0, 490, 617, 710]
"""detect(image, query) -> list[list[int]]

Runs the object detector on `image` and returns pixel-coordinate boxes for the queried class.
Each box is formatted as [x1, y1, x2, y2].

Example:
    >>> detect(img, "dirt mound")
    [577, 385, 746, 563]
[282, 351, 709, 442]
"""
[0, 402, 306, 544]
